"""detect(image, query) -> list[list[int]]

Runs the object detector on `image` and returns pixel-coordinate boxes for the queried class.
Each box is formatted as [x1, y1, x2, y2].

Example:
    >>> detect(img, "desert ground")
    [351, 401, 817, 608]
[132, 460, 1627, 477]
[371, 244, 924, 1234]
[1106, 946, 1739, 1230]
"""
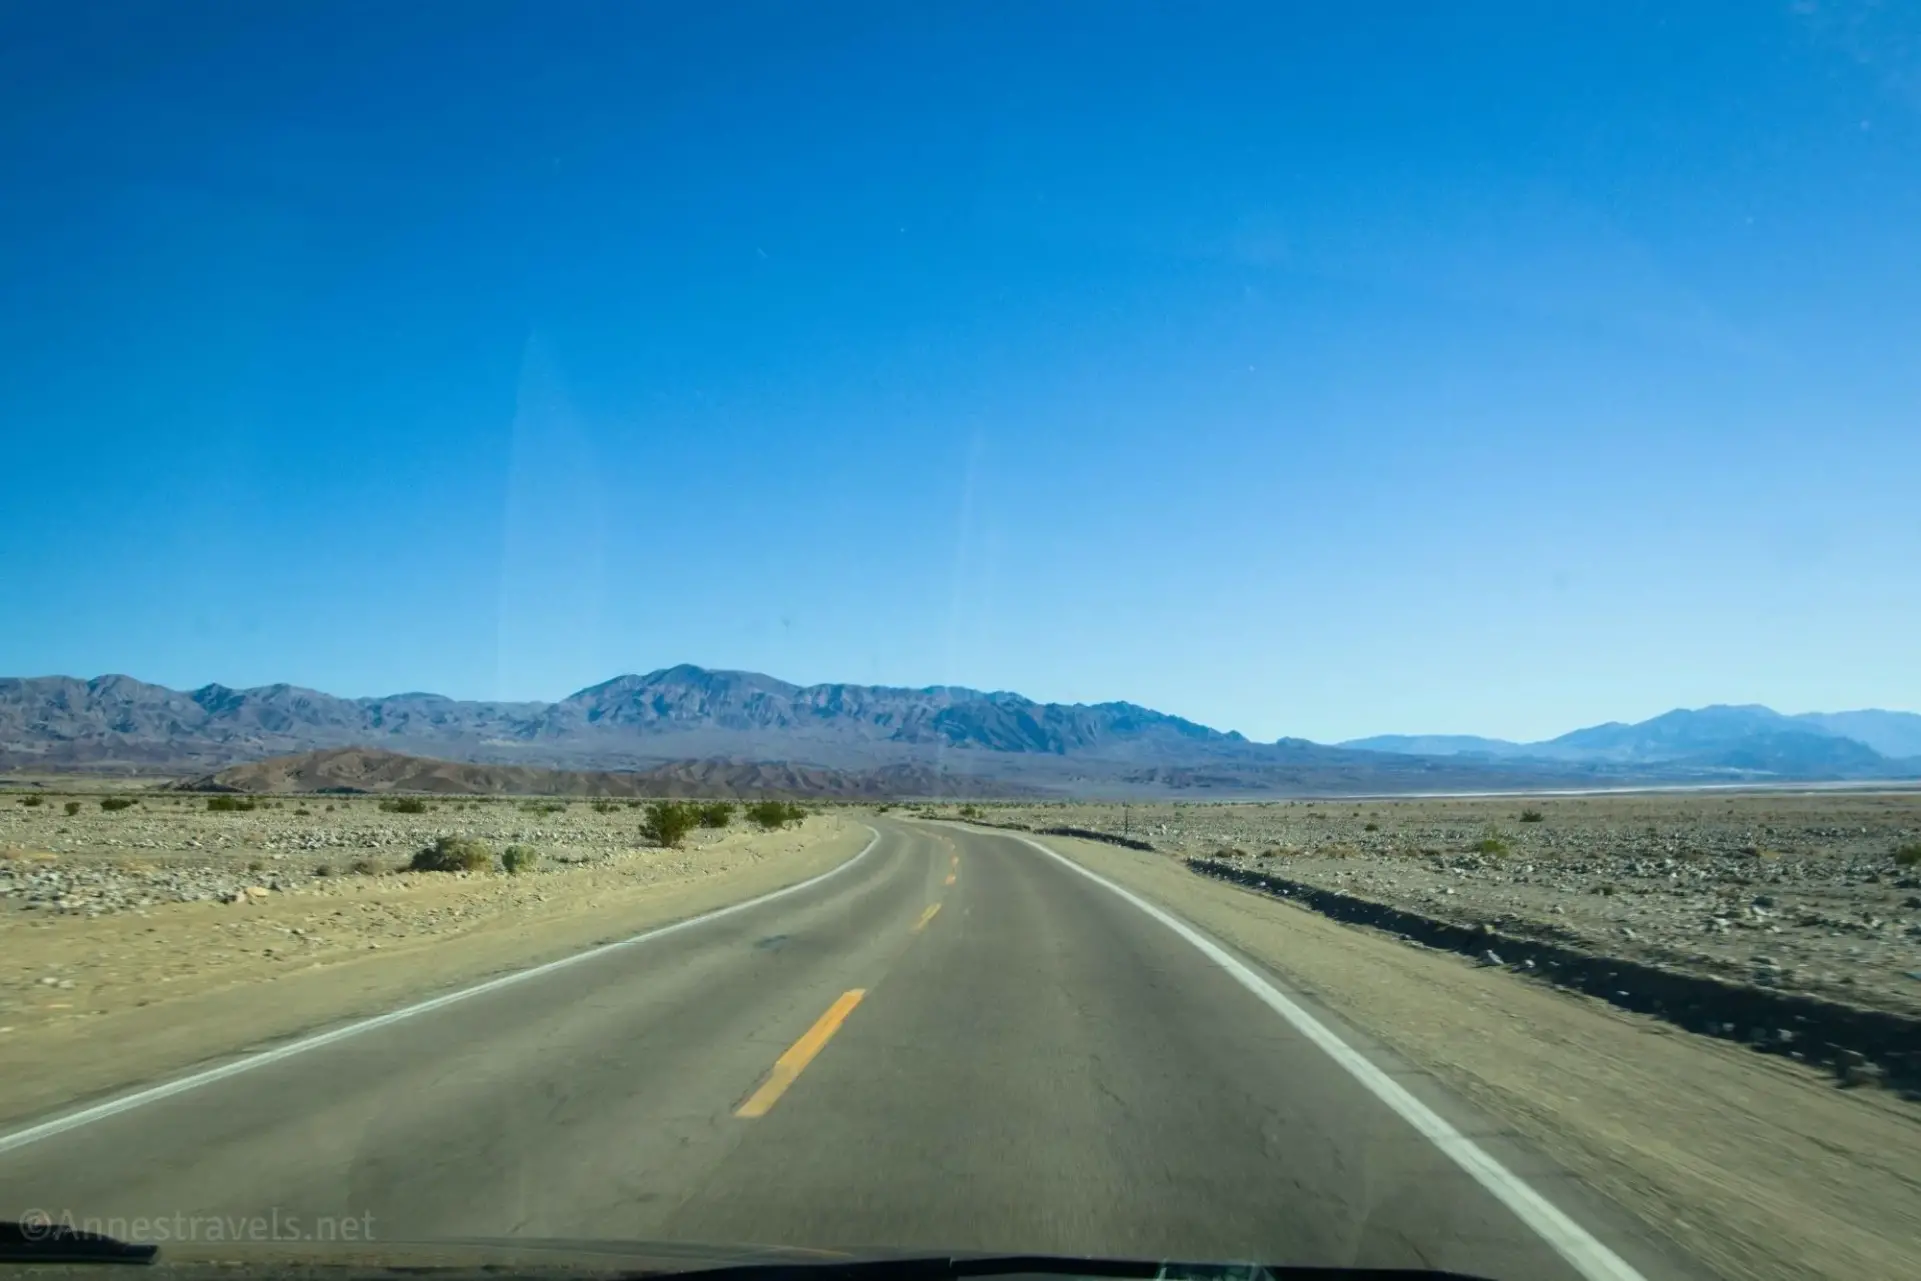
[931, 791, 1921, 1018]
[0, 789, 865, 1123]
[6, 785, 1919, 1279]
[1012, 825, 1920, 1281]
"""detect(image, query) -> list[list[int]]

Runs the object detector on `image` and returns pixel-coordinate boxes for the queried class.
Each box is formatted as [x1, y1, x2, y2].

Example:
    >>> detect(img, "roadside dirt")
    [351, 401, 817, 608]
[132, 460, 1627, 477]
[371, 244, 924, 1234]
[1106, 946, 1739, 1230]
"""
[949, 794, 1921, 1018]
[1023, 828, 1921, 1281]
[0, 815, 869, 1128]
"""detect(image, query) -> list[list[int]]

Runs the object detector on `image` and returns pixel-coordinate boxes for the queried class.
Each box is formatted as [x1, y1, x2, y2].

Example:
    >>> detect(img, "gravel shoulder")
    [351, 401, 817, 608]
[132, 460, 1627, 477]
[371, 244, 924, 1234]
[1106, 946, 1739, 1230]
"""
[0, 805, 868, 1128]
[962, 794, 1921, 1018]
[1014, 826, 1921, 1281]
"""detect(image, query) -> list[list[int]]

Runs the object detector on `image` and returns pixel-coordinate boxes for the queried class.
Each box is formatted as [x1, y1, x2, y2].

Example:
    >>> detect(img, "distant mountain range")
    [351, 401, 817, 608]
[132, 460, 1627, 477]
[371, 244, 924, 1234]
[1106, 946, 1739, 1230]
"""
[1341, 703, 1921, 772]
[3, 668, 1917, 796]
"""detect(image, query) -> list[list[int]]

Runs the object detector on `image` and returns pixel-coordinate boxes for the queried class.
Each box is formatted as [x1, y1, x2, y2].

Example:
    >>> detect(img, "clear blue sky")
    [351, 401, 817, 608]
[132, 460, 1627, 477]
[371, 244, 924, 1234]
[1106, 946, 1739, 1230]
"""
[3, 2, 1917, 743]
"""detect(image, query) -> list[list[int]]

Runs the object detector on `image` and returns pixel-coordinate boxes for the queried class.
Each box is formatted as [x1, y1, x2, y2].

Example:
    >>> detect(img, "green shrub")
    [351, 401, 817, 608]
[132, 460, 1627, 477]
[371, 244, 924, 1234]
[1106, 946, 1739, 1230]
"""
[1895, 842, 1921, 867]
[314, 863, 333, 877]
[697, 801, 735, 829]
[1519, 809, 1545, 823]
[409, 836, 495, 873]
[1470, 836, 1509, 855]
[519, 800, 564, 815]
[592, 800, 617, 814]
[349, 857, 381, 876]
[957, 804, 981, 818]
[744, 800, 806, 831]
[206, 795, 257, 812]
[293, 807, 312, 817]
[640, 801, 698, 848]
[502, 844, 539, 874]
[1363, 821, 1379, 832]
[17, 794, 44, 807]
[100, 797, 136, 812]
[64, 800, 82, 816]
[379, 797, 428, 814]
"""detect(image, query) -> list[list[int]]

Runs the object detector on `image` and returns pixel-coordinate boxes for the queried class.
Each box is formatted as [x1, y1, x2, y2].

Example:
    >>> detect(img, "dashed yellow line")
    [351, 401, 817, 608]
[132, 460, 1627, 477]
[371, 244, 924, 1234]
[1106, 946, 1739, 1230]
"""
[735, 989, 865, 1118]
[913, 902, 942, 930]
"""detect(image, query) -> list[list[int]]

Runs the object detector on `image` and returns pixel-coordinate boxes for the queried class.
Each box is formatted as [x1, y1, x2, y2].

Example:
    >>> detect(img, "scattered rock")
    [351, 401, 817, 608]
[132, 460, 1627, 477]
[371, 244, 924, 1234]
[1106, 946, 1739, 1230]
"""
[986, 794, 1921, 1019]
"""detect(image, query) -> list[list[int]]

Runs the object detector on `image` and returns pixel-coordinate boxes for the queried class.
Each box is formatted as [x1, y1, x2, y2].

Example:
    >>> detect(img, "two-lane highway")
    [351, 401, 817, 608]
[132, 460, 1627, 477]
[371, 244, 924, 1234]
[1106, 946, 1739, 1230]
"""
[0, 821, 1690, 1278]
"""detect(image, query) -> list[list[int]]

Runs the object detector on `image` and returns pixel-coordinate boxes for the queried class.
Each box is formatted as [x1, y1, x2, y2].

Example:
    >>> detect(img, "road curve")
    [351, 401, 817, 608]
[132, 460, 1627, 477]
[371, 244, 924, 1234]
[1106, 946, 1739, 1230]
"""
[0, 820, 1698, 1278]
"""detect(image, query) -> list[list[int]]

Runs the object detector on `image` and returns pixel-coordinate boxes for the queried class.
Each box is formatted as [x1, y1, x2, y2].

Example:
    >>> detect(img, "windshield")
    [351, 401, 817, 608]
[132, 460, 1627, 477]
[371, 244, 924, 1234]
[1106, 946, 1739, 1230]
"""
[2, 5, 1917, 1281]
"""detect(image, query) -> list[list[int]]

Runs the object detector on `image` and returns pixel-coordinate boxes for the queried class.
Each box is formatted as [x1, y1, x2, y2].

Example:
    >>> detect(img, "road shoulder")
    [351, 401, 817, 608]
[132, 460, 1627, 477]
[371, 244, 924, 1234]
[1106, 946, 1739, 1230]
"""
[1012, 827, 1921, 1281]
[0, 817, 868, 1128]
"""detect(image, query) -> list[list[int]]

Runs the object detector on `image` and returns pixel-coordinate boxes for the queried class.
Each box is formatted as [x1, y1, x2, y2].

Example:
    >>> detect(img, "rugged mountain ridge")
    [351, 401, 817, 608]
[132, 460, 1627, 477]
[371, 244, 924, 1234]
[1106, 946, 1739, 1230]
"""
[0, 665, 1247, 773]
[4, 668, 1915, 792]
[1342, 703, 1921, 775]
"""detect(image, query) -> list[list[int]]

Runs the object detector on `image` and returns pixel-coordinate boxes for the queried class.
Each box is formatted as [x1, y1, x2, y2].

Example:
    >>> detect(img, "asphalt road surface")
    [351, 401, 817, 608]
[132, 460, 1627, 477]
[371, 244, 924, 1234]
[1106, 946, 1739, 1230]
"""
[0, 821, 1699, 1280]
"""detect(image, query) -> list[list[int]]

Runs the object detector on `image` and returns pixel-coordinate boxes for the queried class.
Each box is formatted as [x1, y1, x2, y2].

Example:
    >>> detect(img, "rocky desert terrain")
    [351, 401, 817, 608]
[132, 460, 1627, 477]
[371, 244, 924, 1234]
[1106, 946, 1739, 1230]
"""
[0, 787, 865, 1123]
[1018, 826, 1920, 1281]
[942, 791, 1921, 1020]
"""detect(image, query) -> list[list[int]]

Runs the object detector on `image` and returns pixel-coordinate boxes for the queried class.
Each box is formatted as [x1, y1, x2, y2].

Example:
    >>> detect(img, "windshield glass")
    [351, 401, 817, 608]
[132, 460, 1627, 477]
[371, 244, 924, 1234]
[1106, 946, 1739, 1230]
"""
[3, 5, 1917, 1281]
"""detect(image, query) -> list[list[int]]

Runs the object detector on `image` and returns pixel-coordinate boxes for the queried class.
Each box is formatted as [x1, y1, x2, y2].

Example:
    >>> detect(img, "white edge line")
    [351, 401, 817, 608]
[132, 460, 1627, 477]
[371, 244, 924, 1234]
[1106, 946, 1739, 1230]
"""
[0, 826, 884, 1158]
[1008, 830, 1648, 1281]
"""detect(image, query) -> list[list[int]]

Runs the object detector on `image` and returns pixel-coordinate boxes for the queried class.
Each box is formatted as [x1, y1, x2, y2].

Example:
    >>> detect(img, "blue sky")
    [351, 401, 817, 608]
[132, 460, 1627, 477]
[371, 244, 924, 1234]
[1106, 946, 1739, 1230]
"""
[3, 2, 1918, 743]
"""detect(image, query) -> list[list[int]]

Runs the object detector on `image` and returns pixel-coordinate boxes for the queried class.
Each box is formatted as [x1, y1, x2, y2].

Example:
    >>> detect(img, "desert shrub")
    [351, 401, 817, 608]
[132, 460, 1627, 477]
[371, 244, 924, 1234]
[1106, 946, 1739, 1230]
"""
[592, 800, 617, 813]
[379, 797, 428, 814]
[64, 800, 82, 816]
[206, 795, 257, 812]
[1470, 836, 1509, 855]
[1894, 842, 1921, 867]
[1363, 821, 1379, 832]
[639, 801, 698, 848]
[348, 857, 381, 876]
[957, 804, 981, 818]
[520, 800, 564, 815]
[409, 836, 495, 873]
[293, 807, 312, 817]
[1519, 809, 1545, 823]
[501, 844, 539, 874]
[697, 801, 735, 829]
[17, 794, 44, 807]
[314, 863, 333, 877]
[99, 797, 136, 812]
[625, 799, 643, 809]
[874, 803, 892, 813]
[247, 859, 265, 873]
[744, 800, 806, 831]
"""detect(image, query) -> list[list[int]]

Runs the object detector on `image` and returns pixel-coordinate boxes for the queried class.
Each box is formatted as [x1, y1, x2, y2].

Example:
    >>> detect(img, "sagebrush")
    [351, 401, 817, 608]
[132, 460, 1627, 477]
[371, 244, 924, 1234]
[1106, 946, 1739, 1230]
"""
[640, 801, 698, 848]
[409, 836, 495, 873]
[745, 800, 807, 831]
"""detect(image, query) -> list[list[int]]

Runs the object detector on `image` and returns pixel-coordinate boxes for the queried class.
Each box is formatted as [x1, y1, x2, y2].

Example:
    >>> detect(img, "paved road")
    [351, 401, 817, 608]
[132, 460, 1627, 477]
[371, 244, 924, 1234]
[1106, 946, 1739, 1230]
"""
[0, 821, 1688, 1278]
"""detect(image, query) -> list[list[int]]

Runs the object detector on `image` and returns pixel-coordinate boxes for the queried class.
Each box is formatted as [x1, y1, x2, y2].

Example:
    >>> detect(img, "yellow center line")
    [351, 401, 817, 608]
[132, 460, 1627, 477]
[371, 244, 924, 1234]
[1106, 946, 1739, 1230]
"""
[913, 902, 942, 930]
[735, 989, 866, 1118]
